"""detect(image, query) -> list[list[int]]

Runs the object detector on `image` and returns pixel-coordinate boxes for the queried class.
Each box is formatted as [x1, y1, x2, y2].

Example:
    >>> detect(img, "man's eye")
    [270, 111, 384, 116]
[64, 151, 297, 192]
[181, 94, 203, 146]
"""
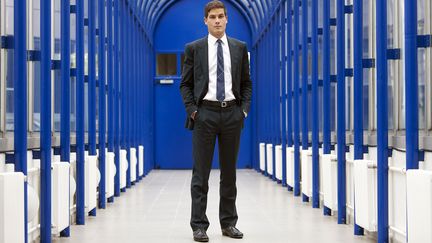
[209, 16, 216, 19]
[218, 15, 225, 18]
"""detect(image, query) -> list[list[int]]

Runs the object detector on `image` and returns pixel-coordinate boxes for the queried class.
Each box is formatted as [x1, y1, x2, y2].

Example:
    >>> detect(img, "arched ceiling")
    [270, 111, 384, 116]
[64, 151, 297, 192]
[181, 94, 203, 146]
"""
[133, 0, 277, 42]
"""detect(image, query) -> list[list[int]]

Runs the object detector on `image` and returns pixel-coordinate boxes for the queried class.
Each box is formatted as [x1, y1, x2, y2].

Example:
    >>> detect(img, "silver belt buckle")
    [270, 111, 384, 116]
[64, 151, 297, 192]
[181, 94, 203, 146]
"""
[221, 101, 227, 108]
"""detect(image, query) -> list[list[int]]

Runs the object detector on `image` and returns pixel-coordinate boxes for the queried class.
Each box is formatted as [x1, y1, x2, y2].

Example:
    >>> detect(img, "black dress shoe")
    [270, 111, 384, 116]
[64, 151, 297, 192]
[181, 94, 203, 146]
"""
[222, 226, 243, 239]
[193, 228, 209, 242]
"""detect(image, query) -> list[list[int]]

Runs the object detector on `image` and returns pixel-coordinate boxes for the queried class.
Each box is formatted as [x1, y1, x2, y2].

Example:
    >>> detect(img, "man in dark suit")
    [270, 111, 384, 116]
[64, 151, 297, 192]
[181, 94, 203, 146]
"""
[180, 1, 252, 242]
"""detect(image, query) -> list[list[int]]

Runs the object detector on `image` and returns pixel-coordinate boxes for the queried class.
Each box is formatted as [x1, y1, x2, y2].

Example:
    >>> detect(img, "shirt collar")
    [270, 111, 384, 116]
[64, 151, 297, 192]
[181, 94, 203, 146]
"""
[208, 33, 228, 45]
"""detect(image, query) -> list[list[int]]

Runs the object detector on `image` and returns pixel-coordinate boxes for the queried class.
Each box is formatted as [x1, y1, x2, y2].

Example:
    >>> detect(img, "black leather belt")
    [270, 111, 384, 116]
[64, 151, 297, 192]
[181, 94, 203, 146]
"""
[202, 100, 237, 108]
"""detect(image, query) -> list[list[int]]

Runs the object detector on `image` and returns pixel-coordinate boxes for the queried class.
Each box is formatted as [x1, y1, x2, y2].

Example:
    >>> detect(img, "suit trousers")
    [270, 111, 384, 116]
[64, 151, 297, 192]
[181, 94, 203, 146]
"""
[190, 103, 244, 231]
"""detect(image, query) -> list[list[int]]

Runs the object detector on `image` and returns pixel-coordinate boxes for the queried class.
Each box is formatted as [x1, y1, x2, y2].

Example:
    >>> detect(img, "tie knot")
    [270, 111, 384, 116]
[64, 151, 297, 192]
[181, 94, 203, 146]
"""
[217, 39, 222, 45]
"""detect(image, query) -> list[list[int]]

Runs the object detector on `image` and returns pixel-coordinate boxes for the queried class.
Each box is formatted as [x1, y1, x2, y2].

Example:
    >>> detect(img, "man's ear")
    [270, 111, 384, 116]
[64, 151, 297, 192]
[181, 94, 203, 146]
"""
[204, 17, 208, 25]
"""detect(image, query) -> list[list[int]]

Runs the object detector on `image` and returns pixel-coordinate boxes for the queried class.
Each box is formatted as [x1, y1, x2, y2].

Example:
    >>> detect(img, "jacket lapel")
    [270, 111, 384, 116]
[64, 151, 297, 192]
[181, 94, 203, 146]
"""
[227, 37, 238, 82]
[198, 37, 209, 85]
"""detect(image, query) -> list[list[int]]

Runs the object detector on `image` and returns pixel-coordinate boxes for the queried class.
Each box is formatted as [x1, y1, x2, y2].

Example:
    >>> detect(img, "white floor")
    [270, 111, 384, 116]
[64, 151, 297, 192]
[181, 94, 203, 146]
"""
[53, 169, 375, 243]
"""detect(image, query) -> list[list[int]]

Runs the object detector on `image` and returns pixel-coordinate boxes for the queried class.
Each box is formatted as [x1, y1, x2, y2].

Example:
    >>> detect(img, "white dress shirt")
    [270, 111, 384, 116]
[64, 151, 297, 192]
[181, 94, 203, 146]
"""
[203, 33, 236, 102]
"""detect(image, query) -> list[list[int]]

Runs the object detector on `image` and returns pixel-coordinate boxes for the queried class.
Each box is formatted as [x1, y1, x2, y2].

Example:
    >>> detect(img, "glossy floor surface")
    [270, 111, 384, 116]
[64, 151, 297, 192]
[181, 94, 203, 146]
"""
[54, 169, 375, 243]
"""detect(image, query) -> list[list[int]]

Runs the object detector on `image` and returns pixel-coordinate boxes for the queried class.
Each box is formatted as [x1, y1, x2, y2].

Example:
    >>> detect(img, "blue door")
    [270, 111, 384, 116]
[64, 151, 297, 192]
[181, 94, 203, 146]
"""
[153, 0, 252, 169]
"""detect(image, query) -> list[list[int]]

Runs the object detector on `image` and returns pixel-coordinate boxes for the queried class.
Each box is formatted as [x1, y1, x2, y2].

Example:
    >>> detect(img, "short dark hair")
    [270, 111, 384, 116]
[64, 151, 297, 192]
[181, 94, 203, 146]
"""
[204, 0, 227, 18]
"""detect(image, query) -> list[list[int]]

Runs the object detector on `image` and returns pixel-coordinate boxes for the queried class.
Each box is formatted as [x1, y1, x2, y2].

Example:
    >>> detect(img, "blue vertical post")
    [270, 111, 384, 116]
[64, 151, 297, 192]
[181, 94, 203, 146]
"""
[322, 0, 331, 156]
[272, 18, 277, 182]
[281, 2, 287, 187]
[39, 0, 59, 240]
[336, 0, 347, 224]
[301, 0, 310, 203]
[114, 0, 121, 197]
[88, 0, 97, 157]
[120, 0, 128, 192]
[276, 14, 280, 183]
[40, 0, 52, 241]
[287, 0, 293, 192]
[322, 0, 332, 217]
[262, 33, 270, 176]
[60, 0, 71, 236]
[311, 0, 319, 208]
[405, 0, 419, 171]
[133, 18, 139, 182]
[88, 0, 97, 216]
[107, 0, 115, 199]
[76, 0, 86, 225]
[125, 3, 131, 188]
[98, 0, 106, 209]
[14, 0, 28, 241]
[301, 0, 309, 153]
[376, 0, 389, 241]
[293, 0, 300, 196]
[353, 0, 365, 235]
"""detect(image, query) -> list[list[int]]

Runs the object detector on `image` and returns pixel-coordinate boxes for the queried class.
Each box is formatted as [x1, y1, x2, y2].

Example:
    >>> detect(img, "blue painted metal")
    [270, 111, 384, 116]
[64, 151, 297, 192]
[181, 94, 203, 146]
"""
[114, 0, 121, 197]
[126, 3, 131, 188]
[293, 0, 300, 197]
[405, 0, 419, 171]
[417, 34, 432, 48]
[98, 0, 107, 209]
[88, 0, 97, 158]
[311, 0, 319, 209]
[286, 0, 292, 150]
[376, 0, 389, 241]
[301, 0, 308, 153]
[272, 17, 277, 182]
[281, 2, 287, 187]
[13, 0, 28, 241]
[353, 0, 365, 235]
[108, 0, 114, 153]
[40, 0, 52, 241]
[120, 0, 128, 192]
[337, 0, 347, 224]
[322, 0, 331, 157]
[76, 0, 86, 225]
[133, 16, 139, 181]
[60, 0, 71, 235]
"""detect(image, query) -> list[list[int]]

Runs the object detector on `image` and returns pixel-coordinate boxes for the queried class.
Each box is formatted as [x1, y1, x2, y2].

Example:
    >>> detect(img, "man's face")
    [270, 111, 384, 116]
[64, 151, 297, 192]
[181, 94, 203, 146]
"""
[204, 8, 227, 38]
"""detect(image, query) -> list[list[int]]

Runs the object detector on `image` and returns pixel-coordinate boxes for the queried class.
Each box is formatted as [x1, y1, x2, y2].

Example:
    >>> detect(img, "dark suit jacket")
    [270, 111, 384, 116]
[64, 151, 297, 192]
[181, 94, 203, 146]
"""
[180, 36, 252, 130]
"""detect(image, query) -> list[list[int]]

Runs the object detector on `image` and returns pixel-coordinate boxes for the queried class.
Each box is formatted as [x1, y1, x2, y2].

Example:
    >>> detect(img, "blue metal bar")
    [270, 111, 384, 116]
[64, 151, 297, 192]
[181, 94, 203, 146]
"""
[293, 0, 300, 196]
[272, 18, 277, 182]
[133, 17, 138, 182]
[60, 0, 71, 236]
[281, 2, 287, 187]
[264, 32, 269, 177]
[120, 0, 128, 192]
[405, 0, 419, 171]
[114, 0, 121, 197]
[311, 0, 319, 209]
[336, 0, 347, 224]
[107, 0, 114, 153]
[353, 0, 365, 235]
[376, 0, 389, 241]
[126, 4, 131, 188]
[98, 0, 107, 209]
[40, 0, 52, 241]
[287, 0, 293, 149]
[88, 0, 97, 156]
[13, 0, 28, 241]
[76, 0, 86, 225]
[322, 0, 331, 158]
[301, 0, 309, 151]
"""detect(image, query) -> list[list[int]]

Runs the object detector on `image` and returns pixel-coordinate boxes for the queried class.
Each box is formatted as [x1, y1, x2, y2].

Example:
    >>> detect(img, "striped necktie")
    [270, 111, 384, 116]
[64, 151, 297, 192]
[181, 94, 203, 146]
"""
[216, 39, 225, 101]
